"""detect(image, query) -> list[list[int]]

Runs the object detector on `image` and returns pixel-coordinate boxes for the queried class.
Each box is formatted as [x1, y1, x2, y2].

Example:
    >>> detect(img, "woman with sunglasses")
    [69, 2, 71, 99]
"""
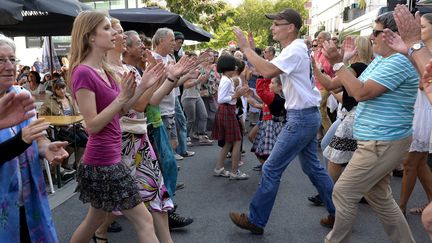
[38, 80, 87, 170]
[322, 12, 418, 242]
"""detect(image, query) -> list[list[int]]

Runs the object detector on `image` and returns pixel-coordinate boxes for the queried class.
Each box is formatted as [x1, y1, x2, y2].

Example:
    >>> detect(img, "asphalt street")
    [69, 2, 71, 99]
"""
[52, 139, 431, 243]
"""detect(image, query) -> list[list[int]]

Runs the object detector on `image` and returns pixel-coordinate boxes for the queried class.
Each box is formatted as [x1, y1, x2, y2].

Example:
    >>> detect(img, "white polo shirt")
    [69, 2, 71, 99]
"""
[271, 39, 321, 110]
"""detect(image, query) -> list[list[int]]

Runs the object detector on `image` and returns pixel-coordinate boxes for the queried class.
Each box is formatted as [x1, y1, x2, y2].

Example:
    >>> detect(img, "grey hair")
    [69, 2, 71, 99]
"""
[266, 46, 276, 56]
[319, 31, 331, 40]
[124, 30, 139, 47]
[152, 28, 174, 47]
[0, 34, 16, 53]
[375, 11, 398, 32]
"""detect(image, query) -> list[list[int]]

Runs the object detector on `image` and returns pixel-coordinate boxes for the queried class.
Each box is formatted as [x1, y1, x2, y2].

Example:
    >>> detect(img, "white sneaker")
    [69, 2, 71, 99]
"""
[213, 167, 230, 177]
[229, 170, 249, 180]
[182, 151, 195, 157]
[175, 153, 184, 160]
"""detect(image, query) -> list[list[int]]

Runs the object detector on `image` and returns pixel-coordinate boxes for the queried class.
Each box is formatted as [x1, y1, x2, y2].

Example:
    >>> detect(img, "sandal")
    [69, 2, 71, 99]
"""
[409, 204, 428, 215]
[93, 233, 108, 243]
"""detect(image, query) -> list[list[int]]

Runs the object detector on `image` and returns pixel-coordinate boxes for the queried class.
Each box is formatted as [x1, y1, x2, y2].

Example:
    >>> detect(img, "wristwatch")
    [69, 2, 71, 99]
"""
[332, 62, 345, 72]
[408, 42, 425, 56]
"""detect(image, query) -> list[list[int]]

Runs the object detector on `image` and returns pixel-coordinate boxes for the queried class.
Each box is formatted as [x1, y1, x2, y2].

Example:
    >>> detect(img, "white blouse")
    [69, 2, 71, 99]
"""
[217, 75, 236, 105]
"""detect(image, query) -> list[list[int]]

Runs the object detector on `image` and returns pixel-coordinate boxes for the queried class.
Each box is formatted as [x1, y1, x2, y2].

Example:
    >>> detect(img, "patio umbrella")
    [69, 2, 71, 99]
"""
[0, 0, 92, 36]
[109, 7, 213, 42]
[0, 0, 92, 75]
[0, 0, 23, 25]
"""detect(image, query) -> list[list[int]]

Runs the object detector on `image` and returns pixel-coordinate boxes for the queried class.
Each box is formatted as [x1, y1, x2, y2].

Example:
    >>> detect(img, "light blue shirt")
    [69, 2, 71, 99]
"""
[354, 54, 418, 141]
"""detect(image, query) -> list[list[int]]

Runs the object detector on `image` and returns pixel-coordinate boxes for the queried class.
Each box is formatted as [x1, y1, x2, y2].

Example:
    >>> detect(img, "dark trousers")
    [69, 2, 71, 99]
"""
[20, 206, 31, 243]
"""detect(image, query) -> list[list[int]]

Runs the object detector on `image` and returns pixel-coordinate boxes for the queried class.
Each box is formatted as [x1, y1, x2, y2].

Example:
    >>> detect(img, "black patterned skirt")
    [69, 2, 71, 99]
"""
[323, 108, 357, 164]
[76, 162, 142, 212]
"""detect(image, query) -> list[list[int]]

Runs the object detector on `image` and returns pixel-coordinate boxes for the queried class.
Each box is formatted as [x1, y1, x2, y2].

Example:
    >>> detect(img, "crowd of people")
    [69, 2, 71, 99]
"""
[1, 3, 432, 243]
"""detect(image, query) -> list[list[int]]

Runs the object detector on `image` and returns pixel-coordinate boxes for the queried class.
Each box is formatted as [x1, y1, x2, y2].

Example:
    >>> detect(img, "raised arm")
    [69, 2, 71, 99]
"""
[322, 40, 388, 101]
[233, 27, 282, 78]
[393, 4, 432, 76]
[122, 62, 165, 112]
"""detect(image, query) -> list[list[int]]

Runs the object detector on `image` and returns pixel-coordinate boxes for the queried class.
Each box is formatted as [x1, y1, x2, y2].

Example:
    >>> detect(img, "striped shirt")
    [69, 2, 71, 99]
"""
[354, 54, 418, 141]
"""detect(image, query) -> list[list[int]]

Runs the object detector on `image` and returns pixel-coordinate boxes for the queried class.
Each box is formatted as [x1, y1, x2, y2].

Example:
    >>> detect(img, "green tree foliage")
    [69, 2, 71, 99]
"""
[201, 0, 308, 50]
[142, 0, 308, 51]
[142, 0, 230, 33]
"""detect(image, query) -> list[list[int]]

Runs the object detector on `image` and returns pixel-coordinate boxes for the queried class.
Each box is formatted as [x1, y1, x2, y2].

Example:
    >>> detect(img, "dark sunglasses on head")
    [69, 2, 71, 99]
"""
[372, 29, 384, 37]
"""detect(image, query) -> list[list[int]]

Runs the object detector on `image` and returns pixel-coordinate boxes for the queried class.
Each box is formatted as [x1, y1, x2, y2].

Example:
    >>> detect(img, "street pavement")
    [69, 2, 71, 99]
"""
[52, 139, 431, 243]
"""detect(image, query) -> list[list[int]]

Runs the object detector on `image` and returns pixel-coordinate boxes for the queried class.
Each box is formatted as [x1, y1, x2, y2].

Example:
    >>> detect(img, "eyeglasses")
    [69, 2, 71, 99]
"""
[273, 22, 291, 27]
[372, 29, 384, 37]
[0, 57, 20, 65]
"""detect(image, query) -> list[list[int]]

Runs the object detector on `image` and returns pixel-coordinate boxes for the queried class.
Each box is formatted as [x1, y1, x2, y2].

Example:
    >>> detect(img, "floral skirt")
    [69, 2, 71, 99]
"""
[76, 162, 142, 212]
[323, 108, 357, 164]
[121, 132, 174, 213]
[251, 119, 284, 157]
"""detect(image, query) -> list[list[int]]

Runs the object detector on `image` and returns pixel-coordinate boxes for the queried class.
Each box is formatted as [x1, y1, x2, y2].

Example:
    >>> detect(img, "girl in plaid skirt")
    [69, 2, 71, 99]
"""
[251, 76, 286, 168]
[212, 54, 249, 180]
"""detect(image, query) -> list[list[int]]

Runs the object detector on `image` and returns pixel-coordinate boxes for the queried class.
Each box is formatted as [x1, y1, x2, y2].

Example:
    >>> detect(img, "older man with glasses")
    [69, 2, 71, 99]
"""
[229, 8, 336, 234]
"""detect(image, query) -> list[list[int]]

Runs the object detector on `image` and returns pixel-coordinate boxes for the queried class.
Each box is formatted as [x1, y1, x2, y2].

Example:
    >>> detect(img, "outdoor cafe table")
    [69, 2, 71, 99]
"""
[39, 115, 83, 188]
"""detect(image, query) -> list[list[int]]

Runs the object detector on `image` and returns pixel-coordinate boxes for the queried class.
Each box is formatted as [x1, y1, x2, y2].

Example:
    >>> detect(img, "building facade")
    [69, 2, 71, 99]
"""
[308, 0, 387, 39]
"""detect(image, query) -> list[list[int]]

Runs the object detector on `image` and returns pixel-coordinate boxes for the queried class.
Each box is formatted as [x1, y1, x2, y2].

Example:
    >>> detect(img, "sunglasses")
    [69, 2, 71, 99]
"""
[372, 29, 384, 37]
[273, 22, 291, 27]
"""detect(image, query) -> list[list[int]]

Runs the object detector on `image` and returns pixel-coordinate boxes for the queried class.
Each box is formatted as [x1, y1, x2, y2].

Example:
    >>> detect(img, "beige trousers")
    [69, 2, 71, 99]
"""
[325, 137, 416, 243]
[319, 89, 332, 134]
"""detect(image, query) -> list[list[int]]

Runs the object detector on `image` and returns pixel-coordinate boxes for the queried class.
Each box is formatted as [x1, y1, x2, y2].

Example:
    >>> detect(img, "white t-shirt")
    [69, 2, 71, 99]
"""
[271, 39, 321, 109]
[152, 51, 176, 116]
[217, 75, 236, 105]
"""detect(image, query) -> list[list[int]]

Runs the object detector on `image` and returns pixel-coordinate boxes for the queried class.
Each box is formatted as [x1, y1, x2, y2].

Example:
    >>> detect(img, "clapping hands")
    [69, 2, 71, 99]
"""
[0, 92, 36, 129]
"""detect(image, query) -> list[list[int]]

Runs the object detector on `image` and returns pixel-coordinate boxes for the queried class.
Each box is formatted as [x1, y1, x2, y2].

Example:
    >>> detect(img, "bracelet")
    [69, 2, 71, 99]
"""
[167, 77, 176, 83]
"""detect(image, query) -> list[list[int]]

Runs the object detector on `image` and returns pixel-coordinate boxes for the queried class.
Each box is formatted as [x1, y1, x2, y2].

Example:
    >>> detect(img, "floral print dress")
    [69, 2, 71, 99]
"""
[121, 111, 173, 212]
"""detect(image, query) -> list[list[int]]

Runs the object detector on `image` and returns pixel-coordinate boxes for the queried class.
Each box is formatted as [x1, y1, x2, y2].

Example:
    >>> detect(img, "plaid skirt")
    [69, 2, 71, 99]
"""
[76, 162, 142, 212]
[212, 104, 242, 142]
[251, 119, 285, 157]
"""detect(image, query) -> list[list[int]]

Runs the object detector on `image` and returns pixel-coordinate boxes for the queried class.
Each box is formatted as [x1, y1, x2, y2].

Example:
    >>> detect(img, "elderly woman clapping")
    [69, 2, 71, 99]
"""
[0, 34, 68, 242]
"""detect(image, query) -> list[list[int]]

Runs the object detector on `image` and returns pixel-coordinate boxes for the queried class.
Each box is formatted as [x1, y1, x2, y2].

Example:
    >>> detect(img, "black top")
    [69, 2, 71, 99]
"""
[0, 130, 31, 164]
[268, 94, 286, 118]
[342, 62, 368, 112]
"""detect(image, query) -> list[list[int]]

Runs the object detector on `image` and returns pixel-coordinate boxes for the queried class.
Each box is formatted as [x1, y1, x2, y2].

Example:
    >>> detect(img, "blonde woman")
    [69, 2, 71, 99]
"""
[94, 18, 174, 243]
[68, 11, 160, 243]
[311, 36, 372, 203]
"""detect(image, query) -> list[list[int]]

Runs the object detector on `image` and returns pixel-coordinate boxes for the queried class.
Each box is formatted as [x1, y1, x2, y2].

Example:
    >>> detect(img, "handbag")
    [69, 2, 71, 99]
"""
[120, 116, 147, 134]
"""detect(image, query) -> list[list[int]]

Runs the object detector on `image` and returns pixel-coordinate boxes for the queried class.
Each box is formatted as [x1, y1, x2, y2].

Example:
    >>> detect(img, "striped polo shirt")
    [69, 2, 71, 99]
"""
[354, 54, 418, 141]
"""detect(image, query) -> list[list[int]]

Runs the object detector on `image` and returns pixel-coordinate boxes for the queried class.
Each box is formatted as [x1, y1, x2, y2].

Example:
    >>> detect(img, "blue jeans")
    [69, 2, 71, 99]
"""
[248, 107, 335, 228]
[320, 118, 342, 169]
[151, 125, 178, 199]
[175, 97, 188, 155]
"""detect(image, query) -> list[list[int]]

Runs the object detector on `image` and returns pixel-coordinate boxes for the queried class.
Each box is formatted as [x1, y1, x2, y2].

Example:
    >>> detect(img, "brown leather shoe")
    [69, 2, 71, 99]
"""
[320, 214, 335, 228]
[229, 212, 264, 234]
